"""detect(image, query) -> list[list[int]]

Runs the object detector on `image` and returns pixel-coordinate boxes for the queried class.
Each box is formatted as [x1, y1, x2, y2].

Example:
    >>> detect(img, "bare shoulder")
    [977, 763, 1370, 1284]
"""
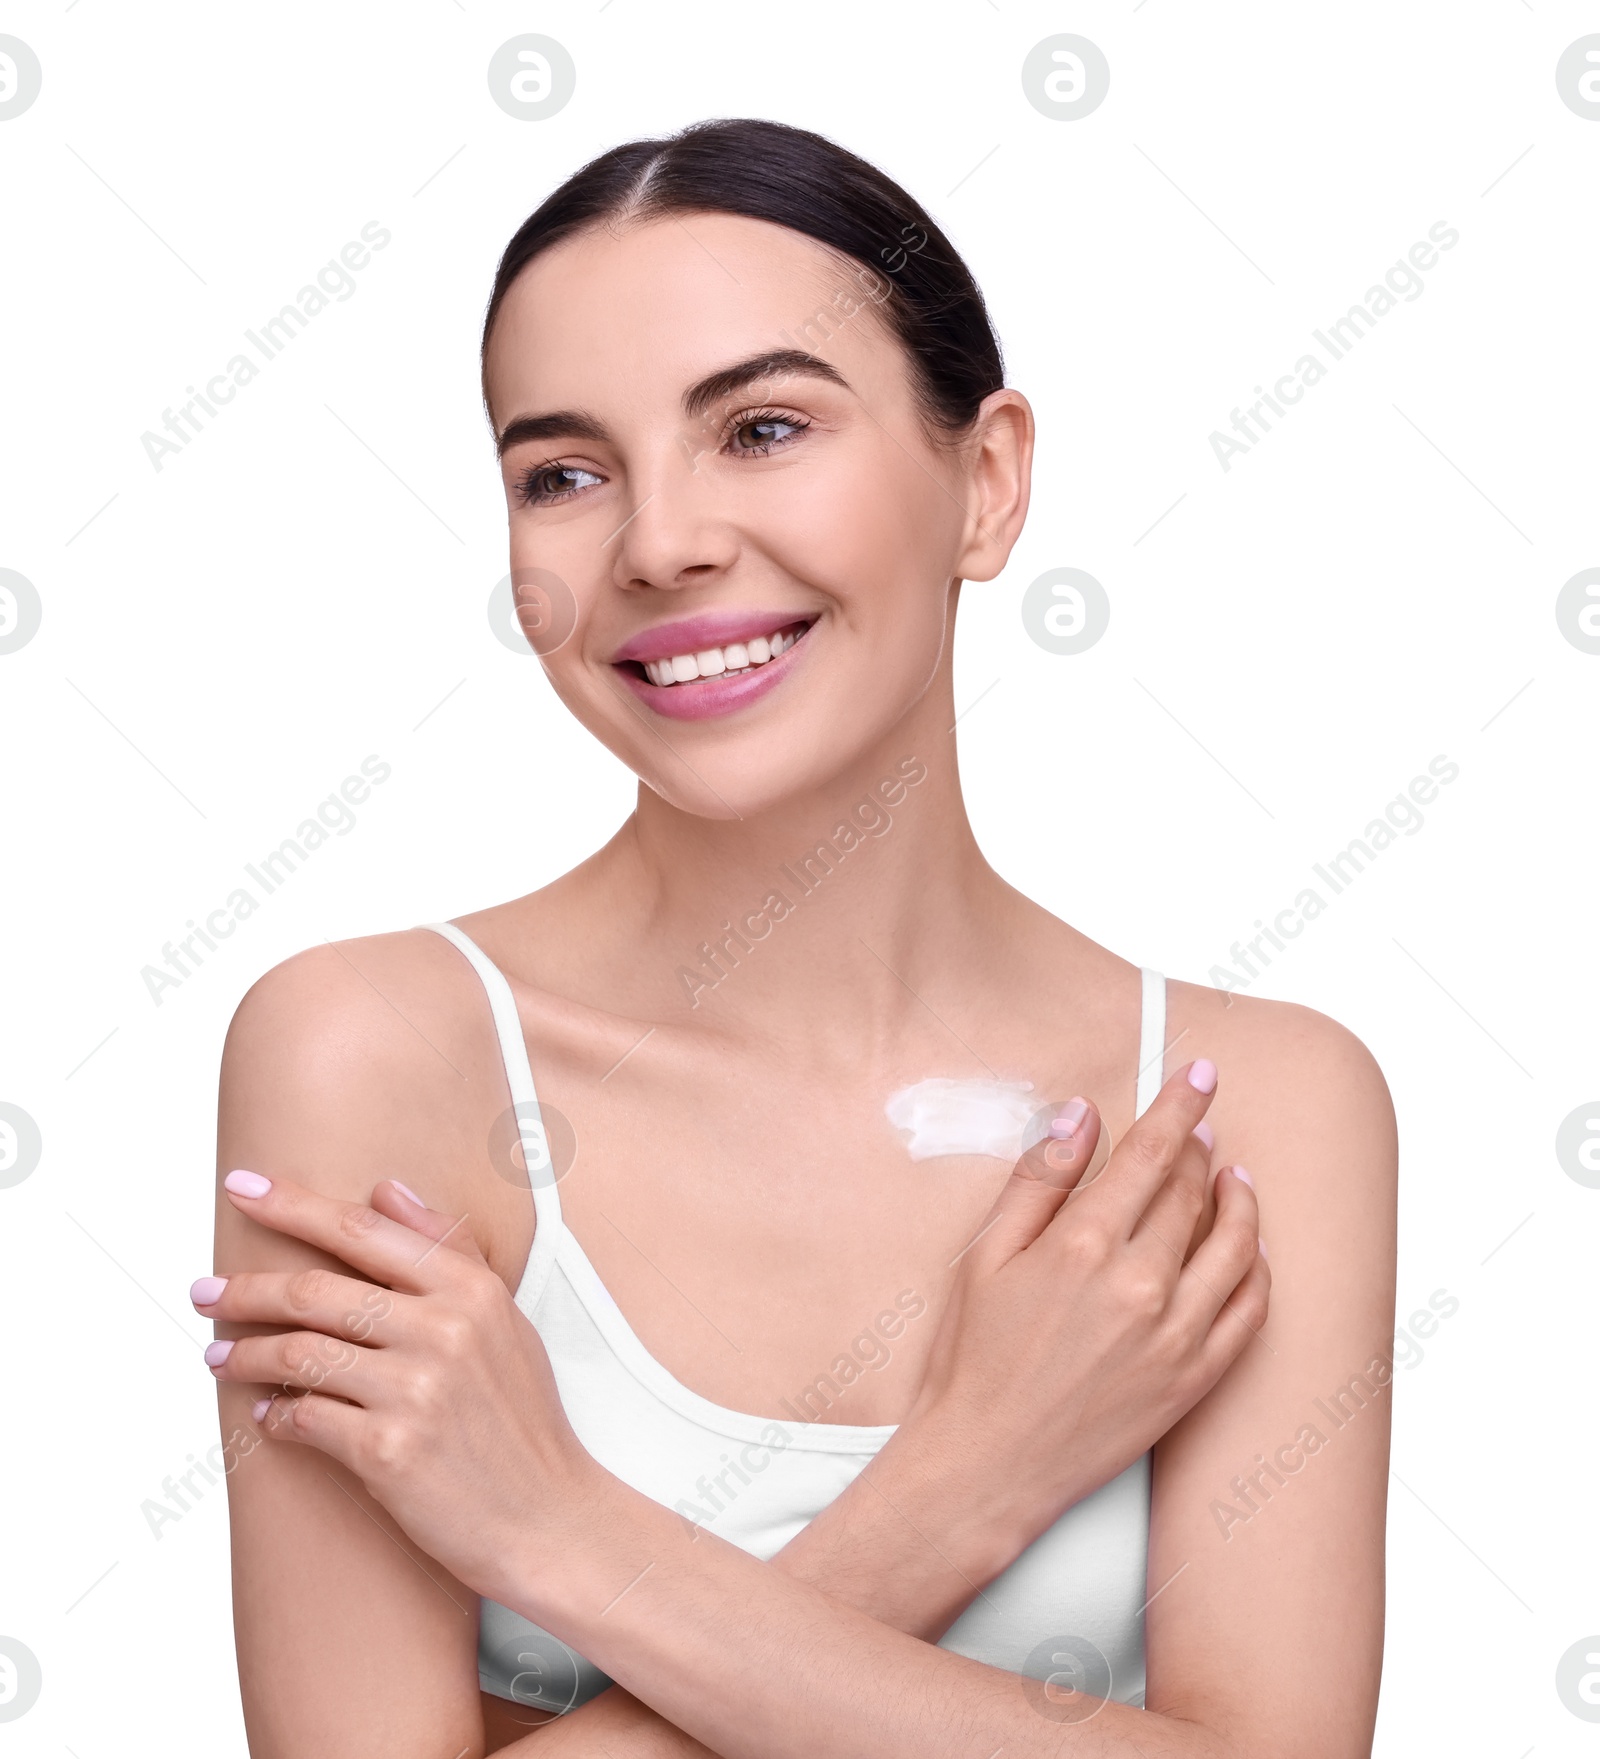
[1167, 978, 1397, 1212]
[217, 927, 533, 1280]
[213, 930, 500, 1743]
[1162, 978, 1397, 1407]
[221, 929, 487, 1166]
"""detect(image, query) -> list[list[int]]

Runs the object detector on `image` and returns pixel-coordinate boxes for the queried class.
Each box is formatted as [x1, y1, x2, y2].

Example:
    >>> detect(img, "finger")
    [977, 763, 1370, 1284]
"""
[369, 1179, 490, 1265]
[1079, 1060, 1219, 1237]
[958, 1100, 1103, 1276]
[1172, 1165, 1266, 1336]
[1130, 1121, 1214, 1257]
[191, 1267, 406, 1343]
[1193, 1233, 1271, 1386]
[205, 1328, 378, 1396]
[252, 1389, 368, 1468]
[220, 1168, 473, 1294]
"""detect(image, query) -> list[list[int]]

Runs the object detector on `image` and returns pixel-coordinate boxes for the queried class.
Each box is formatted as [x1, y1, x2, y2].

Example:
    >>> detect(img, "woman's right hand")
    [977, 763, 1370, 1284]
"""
[892, 1059, 1269, 1579]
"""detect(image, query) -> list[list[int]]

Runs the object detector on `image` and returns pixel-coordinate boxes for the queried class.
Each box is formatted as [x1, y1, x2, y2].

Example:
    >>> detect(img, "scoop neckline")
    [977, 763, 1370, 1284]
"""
[430, 919, 1161, 1457]
[533, 1218, 902, 1454]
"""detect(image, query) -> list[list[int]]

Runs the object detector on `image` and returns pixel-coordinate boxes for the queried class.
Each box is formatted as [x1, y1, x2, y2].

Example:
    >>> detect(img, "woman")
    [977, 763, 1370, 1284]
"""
[202, 120, 1396, 1756]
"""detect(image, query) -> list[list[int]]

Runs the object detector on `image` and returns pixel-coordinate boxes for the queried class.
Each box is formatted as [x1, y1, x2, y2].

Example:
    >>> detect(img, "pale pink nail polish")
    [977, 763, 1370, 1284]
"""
[251, 1397, 273, 1422]
[1186, 1059, 1217, 1094]
[391, 1180, 425, 1206]
[1231, 1165, 1254, 1189]
[1192, 1122, 1214, 1151]
[225, 1169, 272, 1198]
[1049, 1098, 1089, 1139]
[1258, 1239, 1268, 1262]
[204, 1340, 234, 1368]
[190, 1276, 228, 1307]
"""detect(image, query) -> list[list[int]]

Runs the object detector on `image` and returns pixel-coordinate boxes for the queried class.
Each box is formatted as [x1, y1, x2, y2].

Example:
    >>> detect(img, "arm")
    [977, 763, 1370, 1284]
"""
[218, 938, 1050, 1759]
[1139, 991, 1396, 1754]
[475, 1001, 1394, 1759]
[214, 943, 496, 1756]
[482, 1412, 1011, 1751]
[482, 1427, 1018, 1753]
[215, 991, 1282, 1757]
[219, 941, 1021, 1759]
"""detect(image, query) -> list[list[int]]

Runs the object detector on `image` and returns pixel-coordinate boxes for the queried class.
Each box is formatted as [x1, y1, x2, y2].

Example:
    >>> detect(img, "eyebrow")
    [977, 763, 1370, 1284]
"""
[494, 348, 852, 459]
[681, 348, 851, 420]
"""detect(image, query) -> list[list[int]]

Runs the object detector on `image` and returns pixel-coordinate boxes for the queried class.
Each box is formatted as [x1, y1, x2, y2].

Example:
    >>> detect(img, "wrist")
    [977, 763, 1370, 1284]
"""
[868, 1403, 1033, 1588]
[481, 1450, 644, 1623]
[772, 1406, 1022, 1639]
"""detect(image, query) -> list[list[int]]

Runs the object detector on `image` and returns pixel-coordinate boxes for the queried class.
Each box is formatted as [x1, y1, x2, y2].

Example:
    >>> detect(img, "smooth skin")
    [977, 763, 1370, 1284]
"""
[211, 210, 1396, 1756]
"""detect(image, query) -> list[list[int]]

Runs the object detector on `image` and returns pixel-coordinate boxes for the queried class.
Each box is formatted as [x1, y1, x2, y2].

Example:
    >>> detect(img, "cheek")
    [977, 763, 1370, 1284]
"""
[504, 514, 612, 670]
[760, 444, 964, 621]
[506, 508, 597, 593]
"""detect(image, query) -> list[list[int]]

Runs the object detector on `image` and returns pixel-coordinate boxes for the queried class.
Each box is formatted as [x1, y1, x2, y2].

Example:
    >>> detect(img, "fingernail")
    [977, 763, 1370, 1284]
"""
[251, 1397, 273, 1423]
[1186, 1059, 1217, 1094]
[203, 1340, 234, 1368]
[1258, 1239, 1268, 1262]
[190, 1276, 228, 1307]
[225, 1169, 272, 1198]
[1049, 1098, 1089, 1139]
[390, 1180, 425, 1206]
[1231, 1165, 1254, 1189]
[1192, 1121, 1214, 1151]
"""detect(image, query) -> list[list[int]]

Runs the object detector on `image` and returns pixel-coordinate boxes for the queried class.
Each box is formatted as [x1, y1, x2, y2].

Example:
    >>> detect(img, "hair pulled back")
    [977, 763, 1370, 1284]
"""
[480, 117, 1005, 436]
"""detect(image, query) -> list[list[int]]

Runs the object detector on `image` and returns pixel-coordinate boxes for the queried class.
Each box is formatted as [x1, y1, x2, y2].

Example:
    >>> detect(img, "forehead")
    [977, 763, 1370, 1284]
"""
[486, 211, 901, 421]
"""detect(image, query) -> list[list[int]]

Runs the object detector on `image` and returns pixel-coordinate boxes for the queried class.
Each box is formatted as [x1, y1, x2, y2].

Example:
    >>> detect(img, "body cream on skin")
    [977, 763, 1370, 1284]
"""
[884, 1077, 1049, 1163]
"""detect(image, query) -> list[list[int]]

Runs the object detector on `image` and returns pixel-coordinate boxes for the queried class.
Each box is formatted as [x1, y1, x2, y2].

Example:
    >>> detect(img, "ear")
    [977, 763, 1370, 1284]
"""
[952, 389, 1034, 583]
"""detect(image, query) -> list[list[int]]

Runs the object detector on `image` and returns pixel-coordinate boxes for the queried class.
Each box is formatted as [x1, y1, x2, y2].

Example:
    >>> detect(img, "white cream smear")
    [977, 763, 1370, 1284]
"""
[884, 1077, 1049, 1163]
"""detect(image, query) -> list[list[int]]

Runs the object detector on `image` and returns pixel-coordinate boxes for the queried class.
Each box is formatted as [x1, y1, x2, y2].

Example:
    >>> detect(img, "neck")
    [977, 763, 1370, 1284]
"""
[582, 663, 1021, 1049]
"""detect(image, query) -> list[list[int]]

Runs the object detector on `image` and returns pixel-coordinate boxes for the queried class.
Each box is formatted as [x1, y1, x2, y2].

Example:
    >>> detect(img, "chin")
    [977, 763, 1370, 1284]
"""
[546, 602, 948, 820]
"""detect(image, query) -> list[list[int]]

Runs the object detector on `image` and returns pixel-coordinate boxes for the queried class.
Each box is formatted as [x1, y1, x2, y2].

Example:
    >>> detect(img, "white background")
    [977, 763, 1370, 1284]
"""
[1, 3, 1596, 1753]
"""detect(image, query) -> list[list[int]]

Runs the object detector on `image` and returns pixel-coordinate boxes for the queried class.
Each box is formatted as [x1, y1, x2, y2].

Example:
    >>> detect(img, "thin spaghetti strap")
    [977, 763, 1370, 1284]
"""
[422, 921, 566, 1303]
[1134, 968, 1167, 1117]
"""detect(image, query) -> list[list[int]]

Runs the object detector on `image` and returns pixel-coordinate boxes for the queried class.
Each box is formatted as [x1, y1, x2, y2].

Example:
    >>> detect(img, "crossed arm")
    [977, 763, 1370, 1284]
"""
[212, 961, 1395, 1758]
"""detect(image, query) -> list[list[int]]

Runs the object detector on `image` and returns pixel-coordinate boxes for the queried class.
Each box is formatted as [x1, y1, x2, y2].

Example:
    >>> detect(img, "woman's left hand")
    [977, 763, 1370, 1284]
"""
[195, 1168, 598, 1604]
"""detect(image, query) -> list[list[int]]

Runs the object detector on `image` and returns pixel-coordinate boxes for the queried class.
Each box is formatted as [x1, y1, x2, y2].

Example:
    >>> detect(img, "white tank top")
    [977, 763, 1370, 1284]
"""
[425, 922, 1167, 1716]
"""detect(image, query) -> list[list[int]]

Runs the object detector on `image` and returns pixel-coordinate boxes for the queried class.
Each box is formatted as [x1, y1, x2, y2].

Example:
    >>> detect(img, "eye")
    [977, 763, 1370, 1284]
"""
[726, 410, 810, 457]
[513, 461, 604, 506]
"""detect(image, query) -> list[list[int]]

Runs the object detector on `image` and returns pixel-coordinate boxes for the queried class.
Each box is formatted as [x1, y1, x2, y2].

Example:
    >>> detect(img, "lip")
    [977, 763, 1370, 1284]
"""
[611, 609, 817, 667]
[615, 618, 815, 722]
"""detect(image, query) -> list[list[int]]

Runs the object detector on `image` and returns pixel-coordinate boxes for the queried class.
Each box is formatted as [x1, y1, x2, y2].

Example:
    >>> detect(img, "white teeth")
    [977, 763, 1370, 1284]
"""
[641, 625, 804, 686]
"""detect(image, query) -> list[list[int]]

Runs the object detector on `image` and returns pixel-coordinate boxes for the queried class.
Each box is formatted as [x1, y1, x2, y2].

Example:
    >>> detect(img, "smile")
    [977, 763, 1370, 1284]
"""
[612, 616, 817, 722]
[640, 623, 804, 687]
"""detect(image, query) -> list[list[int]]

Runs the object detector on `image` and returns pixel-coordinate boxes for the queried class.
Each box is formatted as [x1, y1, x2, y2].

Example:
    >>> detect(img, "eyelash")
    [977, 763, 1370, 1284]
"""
[512, 407, 812, 507]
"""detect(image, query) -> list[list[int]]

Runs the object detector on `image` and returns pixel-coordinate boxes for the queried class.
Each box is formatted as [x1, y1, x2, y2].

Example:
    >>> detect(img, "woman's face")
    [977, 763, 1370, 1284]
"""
[484, 211, 1029, 819]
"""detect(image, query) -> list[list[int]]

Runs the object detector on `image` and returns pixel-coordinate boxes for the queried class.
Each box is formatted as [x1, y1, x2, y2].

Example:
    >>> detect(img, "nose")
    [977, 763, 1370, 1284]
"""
[607, 446, 740, 594]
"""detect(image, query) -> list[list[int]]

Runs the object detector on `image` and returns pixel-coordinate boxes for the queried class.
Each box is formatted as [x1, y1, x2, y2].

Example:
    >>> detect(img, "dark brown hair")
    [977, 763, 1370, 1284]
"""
[480, 117, 1005, 436]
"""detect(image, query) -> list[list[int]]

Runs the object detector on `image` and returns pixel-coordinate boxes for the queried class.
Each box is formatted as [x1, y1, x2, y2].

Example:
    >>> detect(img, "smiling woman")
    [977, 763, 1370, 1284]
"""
[207, 118, 1395, 1759]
